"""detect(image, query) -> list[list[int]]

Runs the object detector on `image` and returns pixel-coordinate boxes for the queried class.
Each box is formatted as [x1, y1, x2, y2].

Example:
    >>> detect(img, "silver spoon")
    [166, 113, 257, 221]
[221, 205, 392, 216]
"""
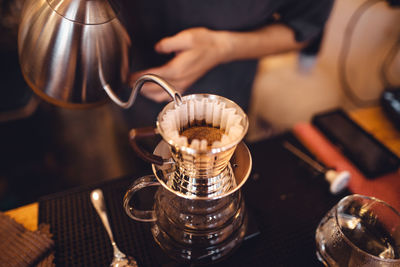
[90, 189, 139, 267]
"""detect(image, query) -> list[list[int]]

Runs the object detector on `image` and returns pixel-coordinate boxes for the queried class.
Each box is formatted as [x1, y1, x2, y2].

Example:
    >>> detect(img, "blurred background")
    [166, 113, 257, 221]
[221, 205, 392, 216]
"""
[0, 0, 399, 210]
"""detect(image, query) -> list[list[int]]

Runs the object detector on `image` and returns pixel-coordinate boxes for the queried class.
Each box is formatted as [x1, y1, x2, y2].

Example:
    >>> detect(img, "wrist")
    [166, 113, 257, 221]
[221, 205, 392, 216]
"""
[213, 30, 235, 64]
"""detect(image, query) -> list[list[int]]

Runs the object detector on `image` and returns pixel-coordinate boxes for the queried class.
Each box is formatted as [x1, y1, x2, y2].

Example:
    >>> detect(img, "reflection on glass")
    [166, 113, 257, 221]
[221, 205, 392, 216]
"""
[316, 194, 400, 267]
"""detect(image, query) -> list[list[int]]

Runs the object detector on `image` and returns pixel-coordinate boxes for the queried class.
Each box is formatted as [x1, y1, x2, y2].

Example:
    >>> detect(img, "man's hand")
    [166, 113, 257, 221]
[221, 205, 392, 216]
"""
[130, 24, 306, 103]
[130, 27, 231, 103]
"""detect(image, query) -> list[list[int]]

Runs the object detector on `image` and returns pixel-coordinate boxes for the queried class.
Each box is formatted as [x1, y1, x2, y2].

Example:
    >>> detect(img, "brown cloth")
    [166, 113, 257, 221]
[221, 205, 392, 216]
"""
[0, 212, 54, 267]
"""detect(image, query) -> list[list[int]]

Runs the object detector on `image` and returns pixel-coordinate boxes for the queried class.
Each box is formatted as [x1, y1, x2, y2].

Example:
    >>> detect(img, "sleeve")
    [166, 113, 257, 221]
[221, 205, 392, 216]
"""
[278, 0, 335, 44]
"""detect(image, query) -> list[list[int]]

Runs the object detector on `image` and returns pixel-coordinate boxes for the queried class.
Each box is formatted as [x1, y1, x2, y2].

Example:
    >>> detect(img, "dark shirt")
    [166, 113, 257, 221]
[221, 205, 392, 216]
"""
[118, 0, 334, 128]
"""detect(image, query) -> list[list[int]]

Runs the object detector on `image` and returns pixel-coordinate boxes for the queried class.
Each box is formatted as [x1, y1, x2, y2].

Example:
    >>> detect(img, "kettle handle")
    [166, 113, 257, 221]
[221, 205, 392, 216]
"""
[129, 127, 165, 165]
[123, 175, 159, 222]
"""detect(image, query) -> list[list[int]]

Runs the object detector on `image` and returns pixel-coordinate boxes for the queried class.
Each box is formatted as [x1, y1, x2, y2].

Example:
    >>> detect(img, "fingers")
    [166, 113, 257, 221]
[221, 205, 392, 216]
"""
[129, 75, 170, 103]
[129, 68, 182, 103]
[129, 28, 215, 102]
[141, 87, 172, 103]
[129, 66, 174, 93]
[128, 78, 174, 103]
[155, 30, 194, 54]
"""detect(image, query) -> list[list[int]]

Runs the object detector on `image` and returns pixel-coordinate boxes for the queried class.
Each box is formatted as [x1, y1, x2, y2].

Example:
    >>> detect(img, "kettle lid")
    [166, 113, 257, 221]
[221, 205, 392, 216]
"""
[48, 0, 120, 25]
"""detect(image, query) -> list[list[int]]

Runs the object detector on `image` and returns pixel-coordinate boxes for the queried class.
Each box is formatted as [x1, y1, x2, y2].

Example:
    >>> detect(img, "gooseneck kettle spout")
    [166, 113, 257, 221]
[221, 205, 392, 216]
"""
[101, 73, 183, 109]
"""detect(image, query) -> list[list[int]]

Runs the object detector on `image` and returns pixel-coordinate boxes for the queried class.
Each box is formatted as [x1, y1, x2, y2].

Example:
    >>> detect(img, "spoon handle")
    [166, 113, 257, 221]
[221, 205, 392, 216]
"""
[90, 189, 116, 244]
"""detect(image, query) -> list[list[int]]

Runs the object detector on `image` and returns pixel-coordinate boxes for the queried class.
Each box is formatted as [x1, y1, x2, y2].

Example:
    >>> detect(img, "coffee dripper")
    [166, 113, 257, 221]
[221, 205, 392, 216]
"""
[123, 83, 252, 264]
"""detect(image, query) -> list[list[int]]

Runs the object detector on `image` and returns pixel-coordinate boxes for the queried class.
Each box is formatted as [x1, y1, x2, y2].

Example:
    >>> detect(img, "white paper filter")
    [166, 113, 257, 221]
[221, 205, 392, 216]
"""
[160, 98, 244, 150]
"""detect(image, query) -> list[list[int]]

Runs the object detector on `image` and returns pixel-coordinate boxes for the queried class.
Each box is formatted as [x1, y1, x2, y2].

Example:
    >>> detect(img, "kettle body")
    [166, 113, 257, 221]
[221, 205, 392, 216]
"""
[18, 0, 131, 108]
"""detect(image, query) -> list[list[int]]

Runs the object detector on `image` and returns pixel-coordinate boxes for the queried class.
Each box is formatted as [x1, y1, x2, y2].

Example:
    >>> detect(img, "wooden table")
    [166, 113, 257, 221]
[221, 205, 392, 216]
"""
[349, 106, 400, 157]
[5, 106, 400, 232]
[5, 202, 38, 231]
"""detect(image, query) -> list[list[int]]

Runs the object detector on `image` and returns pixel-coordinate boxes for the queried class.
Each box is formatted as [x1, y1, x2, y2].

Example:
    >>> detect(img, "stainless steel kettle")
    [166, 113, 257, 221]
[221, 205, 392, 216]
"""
[18, 0, 129, 108]
[18, 0, 178, 108]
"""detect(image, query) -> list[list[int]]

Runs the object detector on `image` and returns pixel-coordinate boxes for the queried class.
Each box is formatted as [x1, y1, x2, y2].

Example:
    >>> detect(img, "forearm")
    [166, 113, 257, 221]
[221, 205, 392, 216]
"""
[219, 24, 309, 63]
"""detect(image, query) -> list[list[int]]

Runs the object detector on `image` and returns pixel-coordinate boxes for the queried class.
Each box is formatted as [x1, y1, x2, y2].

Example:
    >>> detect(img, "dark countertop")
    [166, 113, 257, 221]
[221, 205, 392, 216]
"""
[37, 132, 347, 267]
